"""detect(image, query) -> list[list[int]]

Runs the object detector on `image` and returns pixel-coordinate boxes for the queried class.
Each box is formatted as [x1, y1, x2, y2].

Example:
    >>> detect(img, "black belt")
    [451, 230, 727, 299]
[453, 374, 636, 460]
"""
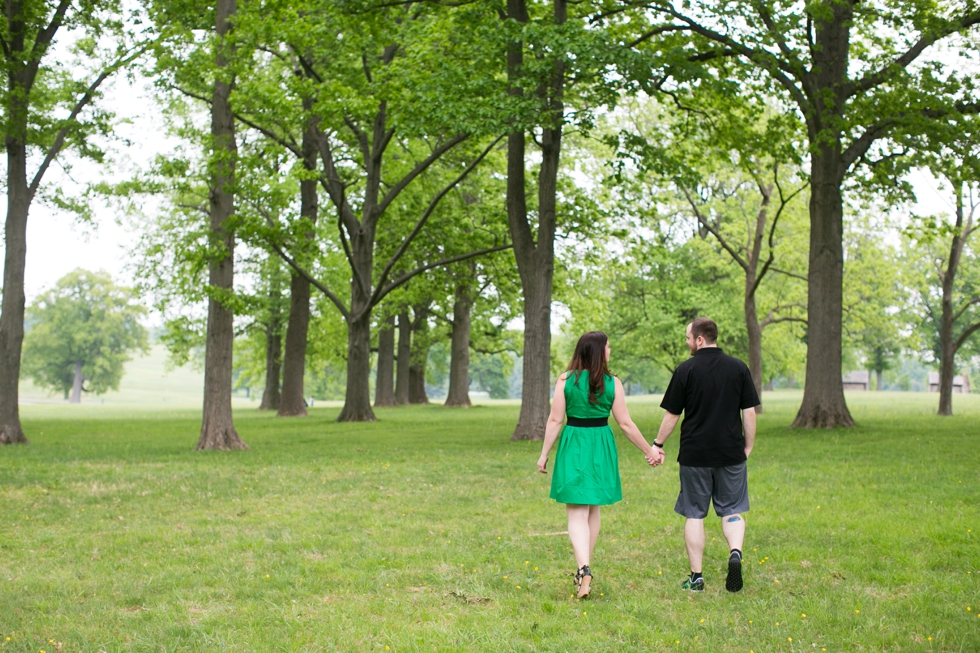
[566, 416, 608, 427]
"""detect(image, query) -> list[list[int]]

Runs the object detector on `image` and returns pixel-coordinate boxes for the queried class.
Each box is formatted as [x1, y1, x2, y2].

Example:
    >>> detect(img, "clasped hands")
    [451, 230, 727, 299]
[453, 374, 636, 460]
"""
[645, 446, 665, 467]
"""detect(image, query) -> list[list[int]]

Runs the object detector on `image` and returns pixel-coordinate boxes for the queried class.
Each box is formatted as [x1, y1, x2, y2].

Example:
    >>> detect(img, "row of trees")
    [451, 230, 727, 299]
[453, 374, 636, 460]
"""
[3, 0, 980, 447]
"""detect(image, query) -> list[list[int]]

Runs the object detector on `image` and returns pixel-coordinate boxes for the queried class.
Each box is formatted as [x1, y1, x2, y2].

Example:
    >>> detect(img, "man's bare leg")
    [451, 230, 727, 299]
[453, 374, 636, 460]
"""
[721, 513, 745, 551]
[722, 514, 745, 592]
[685, 518, 705, 573]
[683, 518, 706, 590]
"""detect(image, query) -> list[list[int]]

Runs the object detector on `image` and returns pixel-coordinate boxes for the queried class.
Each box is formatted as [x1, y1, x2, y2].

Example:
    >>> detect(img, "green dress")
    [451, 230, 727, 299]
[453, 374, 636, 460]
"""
[549, 372, 622, 506]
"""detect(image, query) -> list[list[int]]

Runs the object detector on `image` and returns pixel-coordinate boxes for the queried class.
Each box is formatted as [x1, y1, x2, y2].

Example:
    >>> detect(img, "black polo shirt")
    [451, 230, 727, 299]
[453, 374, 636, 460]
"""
[660, 347, 760, 467]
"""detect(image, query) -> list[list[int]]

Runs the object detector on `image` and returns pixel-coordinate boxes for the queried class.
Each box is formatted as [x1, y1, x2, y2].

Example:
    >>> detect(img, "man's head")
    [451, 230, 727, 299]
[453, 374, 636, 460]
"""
[686, 318, 718, 356]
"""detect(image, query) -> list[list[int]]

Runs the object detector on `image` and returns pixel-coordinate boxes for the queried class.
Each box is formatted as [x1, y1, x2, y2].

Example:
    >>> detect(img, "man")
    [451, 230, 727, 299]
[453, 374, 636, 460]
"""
[652, 317, 759, 593]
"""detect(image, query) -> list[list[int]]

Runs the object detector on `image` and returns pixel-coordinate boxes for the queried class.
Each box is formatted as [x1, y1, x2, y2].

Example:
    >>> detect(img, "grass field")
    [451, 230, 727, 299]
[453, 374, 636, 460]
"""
[1, 391, 978, 652]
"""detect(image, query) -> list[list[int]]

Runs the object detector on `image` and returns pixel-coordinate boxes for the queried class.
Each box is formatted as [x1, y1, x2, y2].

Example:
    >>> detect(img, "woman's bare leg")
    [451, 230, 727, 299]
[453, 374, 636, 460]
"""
[566, 504, 592, 568]
[588, 505, 601, 561]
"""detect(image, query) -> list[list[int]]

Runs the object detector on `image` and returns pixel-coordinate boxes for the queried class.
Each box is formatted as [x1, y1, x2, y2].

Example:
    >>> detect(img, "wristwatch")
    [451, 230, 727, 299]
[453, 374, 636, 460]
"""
[653, 441, 665, 448]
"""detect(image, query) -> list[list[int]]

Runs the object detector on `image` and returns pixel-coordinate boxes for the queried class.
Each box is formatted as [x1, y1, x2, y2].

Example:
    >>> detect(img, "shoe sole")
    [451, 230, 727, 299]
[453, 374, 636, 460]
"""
[682, 580, 704, 592]
[726, 556, 743, 592]
[577, 576, 592, 599]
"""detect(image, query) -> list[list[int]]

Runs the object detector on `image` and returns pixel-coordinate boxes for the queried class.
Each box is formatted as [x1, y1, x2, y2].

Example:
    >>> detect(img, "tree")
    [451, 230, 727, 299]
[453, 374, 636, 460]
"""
[614, 95, 809, 409]
[195, 0, 247, 450]
[905, 179, 980, 414]
[617, 0, 980, 426]
[230, 1, 510, 422]
[22, 270, 148, 402]
[0, 0, 151, 444]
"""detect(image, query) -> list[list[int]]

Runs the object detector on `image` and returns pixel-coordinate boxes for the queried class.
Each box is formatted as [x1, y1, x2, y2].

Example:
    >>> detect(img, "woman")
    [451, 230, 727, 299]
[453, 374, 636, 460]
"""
[536, 331, 660, 599]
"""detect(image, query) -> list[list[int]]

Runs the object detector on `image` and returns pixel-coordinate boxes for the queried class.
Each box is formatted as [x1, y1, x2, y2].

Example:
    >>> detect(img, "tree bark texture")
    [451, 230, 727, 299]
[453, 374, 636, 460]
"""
[791, 153, 853, 428]
[277, 105, 319, 417]
[259, 262, 284, 410]
[69, 361, 83, 403]
[375, 315, 396, 406]
[259, 325, 282, 410]
[791, 3, 854, 428]
[408, 305, 430, 404]
[0, 142, 28, 443]
[445, 284, 472, 407]
[876, 369, 883, 392]
[0, 0, 32, 444]
[395, 311, 411, 405]
[339, 311, 376, 420]
[938, 185, 967, 416]
[336, 202, 377, 421]
[507, 0, 564, 441]
[198, 0, 247, 451]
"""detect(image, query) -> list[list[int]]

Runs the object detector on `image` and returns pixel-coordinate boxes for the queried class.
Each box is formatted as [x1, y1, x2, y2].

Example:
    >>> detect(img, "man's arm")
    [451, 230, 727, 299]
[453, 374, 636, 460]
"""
[655, 411, 680, 447]
[742, 408, 756, 458]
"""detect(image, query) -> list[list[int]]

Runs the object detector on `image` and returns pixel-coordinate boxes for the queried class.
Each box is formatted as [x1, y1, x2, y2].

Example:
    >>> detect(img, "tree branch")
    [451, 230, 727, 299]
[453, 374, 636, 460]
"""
[770, 266, 807, 281]
[366, 244, 513, 317]
[27, 0, 72, 80]
[647, 4, 810, 113]
[315, 129, 361, 233]
[29, 42, 151, 202]
[371, 136, 504, 304]
[682, 187, 749, 270]
[249, 198, 350, 318]
[847, 12, 980, 99]
[953, 319, 980, 353]
[952, 296, 980, 324]
[377, 133, 469, 215]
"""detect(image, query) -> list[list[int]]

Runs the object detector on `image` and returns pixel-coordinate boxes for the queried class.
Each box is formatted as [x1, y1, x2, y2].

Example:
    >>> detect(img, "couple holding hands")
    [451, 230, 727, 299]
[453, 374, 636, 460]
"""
[536, 318, 760, 599]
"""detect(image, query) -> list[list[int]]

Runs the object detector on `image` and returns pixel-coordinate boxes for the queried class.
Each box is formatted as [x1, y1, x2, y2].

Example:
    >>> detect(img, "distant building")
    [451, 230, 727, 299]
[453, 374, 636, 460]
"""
[928, 372, 972, 393]
[842, 370, 870, 391]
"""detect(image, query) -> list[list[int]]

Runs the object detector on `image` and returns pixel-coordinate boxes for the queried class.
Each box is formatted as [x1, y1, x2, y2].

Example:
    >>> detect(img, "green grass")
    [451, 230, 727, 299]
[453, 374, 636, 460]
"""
[1, 392, 978, 652]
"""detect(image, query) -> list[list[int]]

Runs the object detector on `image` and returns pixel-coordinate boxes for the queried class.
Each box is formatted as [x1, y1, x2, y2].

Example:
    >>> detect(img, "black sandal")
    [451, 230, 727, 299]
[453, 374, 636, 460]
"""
[574, 565, 592, 599]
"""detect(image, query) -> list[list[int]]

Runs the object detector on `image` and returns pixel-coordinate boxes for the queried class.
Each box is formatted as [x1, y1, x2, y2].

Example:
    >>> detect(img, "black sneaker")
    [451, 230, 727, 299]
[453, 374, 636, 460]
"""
[726, 550, 743, 592]
[682, 576, 704, 592]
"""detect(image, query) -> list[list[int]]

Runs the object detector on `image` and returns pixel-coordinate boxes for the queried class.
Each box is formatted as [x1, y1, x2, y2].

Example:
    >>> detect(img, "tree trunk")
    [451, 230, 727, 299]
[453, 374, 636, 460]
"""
[69, 361, 83, 403]
[277, 103, 319, 417]
[409, 304, 430, 404]
[791, 150, 853, 428]
[375, 314, 396, 406]
[259, 324, 282, 410]
[409, 362, 429, 404]
[792, 3, 854, 429]
[198, 0, 247, 451]
[745, 293, 764, 414]
[395, 311, 411, 405]
[259, 261, 284, 410]
[937, 183, 965, 416]
[0, 141, 28, 444]
[445, 284, 472, 407]
[0, 12, 31, 444]
[337, 214, 376, 421]
[278, 273, 311, 417]
[875, 369, 883, 392]
[338, 311, 376, 421]
[506, 0, 564, 442]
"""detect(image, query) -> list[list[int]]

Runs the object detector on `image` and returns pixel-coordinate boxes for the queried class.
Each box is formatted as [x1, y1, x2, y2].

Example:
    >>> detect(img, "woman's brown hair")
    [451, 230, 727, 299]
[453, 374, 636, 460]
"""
[566, 331, 612, 404]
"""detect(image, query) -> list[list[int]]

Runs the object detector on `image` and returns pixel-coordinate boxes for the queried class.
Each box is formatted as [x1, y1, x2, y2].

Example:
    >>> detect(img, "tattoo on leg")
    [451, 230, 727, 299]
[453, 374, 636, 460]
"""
[727, 516, 741, 523]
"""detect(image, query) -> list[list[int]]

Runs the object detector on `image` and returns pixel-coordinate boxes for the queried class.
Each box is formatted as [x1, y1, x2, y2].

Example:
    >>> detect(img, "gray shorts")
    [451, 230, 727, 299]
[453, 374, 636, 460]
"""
[674, 462, 749, 519]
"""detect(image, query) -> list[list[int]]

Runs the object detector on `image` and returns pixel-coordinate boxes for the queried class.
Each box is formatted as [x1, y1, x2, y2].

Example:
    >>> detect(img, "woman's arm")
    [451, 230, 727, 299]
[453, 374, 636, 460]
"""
[537, 375, 567, 473]
[611, 377, 658, 462]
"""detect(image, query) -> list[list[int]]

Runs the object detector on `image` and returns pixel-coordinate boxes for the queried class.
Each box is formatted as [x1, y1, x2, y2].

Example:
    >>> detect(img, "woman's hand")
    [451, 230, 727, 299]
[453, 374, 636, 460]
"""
[537, 455, 549, 474]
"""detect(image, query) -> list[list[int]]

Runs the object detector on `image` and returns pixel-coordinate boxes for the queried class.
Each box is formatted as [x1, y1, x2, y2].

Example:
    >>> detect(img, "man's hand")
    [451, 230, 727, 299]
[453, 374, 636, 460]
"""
[537, 455, 549, 474]
[744, 446, 752, 459]
[645, 448, 665, 467]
